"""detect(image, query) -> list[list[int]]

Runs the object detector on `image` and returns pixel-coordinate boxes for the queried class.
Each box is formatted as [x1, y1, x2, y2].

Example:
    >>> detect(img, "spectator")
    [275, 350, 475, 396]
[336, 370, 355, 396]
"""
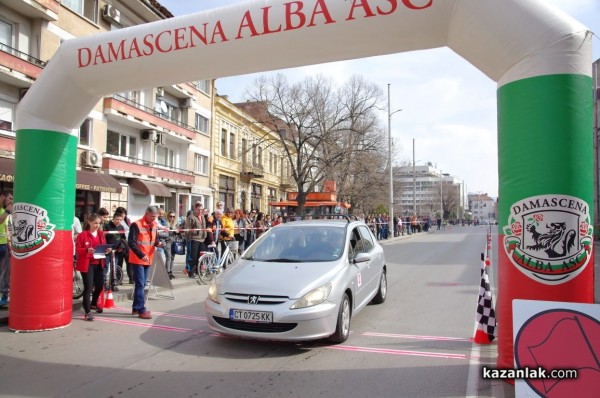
[116, 206, 132, 283]
[128, 206, 163, 319]
[166, 210, 179, 279]
[254, 212, 266, 240]
[233, 209, 247, 255]
[157, 208, 173, 279]
[184, 202, 207, 278]
[104, 211, 127, 291]
[75, 213, 112, 321]
[0, 191, 13, 308]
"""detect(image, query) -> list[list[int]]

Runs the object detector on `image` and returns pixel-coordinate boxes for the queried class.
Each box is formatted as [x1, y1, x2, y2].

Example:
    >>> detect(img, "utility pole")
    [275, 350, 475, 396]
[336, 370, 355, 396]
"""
[387, 84, 401, 238]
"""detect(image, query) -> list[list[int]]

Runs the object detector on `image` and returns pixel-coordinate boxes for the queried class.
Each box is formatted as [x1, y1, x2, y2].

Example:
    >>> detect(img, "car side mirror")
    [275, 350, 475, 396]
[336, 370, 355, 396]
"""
[354, 252, 371, 264]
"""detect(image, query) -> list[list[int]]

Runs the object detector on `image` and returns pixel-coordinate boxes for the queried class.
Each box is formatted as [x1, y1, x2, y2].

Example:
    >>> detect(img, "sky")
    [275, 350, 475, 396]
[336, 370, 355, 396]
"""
[157, 0, 600, 198]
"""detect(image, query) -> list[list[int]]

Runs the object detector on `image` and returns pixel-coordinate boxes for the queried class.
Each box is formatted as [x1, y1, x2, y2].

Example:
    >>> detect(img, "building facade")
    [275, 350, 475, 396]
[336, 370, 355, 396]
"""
[213, 96, 294, 213]
[0, 0, 294, 222]
[467, 193, 496, 223]
[395, 163, 467, 220]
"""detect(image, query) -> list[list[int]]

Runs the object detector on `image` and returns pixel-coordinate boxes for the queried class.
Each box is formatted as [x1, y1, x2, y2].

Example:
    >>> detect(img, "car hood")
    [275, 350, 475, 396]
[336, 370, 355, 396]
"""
[217, 259, 343, 298]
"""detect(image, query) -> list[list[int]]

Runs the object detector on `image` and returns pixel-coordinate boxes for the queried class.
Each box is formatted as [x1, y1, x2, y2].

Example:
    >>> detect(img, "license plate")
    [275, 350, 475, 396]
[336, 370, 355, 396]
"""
[229, 309, 273, 323]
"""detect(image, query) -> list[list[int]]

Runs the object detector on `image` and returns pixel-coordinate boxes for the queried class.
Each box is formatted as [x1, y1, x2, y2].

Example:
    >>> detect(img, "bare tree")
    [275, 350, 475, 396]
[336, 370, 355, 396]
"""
[243, 73, 385, 214]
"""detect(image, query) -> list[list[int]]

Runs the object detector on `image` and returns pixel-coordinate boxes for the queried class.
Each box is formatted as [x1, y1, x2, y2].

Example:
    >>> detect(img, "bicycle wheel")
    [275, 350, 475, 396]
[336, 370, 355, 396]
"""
[198, 254, 215, 284]
[223, 251, 236, 269]
[73, 270, 84, 299]
[114, 266, 124, 286]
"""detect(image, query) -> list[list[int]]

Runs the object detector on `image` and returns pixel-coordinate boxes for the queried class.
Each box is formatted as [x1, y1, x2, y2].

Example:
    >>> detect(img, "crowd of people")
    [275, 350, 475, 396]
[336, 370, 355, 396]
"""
[70, 202, 286, 321]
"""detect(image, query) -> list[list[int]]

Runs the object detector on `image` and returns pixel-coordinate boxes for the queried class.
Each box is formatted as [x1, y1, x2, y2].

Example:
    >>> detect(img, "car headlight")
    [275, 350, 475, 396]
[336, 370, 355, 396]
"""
[290, 283, 332, 309]
[208, 282, 220, 303]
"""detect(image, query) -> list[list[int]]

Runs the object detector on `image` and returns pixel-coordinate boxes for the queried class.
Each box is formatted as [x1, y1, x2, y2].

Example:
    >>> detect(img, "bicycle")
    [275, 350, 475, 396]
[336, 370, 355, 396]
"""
[73, 267, 84, 299]
[197, 242, 236, 284]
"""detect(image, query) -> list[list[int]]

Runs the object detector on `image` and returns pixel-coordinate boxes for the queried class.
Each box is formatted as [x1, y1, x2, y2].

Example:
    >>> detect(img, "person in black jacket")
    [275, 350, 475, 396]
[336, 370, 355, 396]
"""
[104, 211, 128, 291]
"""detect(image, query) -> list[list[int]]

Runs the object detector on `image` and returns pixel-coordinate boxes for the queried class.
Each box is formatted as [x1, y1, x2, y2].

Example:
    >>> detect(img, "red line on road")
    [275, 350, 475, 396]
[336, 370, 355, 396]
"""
[112, 306, 207, 321]
[362, 332, 471, 342]
[328, 345, 477, 360]
[82, 315, 197, 333]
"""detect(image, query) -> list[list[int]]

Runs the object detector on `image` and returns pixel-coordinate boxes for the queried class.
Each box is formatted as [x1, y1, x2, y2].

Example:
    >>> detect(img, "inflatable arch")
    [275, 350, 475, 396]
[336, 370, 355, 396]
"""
[12, 0, 594, 369]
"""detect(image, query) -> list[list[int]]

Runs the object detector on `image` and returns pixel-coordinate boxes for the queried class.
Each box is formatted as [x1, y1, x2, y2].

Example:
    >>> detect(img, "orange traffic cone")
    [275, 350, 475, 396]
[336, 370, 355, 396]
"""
[96, 288, 105, 308]
[104, 289, 115, 309]
[472, 328, 494, 344]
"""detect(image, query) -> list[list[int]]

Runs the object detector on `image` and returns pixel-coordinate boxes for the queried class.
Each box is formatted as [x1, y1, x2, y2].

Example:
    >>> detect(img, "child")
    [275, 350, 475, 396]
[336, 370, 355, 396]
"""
[75, 213, 112, 321]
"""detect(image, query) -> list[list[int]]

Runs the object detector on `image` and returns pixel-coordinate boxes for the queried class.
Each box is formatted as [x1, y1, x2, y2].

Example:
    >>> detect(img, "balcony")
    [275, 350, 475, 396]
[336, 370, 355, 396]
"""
[103, 95, 197, 142]
[5, 0, 59, 21]
[0, 44, 46, 86]
[241, 161, 265, 178]
[102, 154, 194, 187]
[280, 176, 295, 189]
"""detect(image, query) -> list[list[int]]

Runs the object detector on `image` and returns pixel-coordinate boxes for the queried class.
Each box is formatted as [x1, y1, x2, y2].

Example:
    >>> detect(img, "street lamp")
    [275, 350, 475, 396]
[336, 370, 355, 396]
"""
[440, 169, 443, 223]
[412, 138, 416, 217]
[387, 84, 402, 237]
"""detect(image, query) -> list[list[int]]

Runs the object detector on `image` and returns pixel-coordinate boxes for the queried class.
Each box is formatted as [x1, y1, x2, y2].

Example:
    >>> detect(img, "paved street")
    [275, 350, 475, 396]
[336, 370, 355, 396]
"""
[0, 226, 598, 397]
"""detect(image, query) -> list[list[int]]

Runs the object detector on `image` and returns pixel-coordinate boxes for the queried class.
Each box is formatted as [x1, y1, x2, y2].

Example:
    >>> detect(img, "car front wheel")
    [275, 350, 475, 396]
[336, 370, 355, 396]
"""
[328, 293, 350, 344]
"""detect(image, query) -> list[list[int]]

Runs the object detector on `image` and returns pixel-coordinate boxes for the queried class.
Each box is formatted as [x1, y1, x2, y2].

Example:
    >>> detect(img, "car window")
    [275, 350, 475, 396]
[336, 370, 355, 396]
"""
[357, 225, 375, 252]
[349, 227, 364, 258]
[243, 225, 345, 262]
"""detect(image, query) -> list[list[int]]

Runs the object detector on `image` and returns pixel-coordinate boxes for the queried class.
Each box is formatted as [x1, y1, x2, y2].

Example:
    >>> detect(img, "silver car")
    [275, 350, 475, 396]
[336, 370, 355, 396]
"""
[204, 218, 387, 343]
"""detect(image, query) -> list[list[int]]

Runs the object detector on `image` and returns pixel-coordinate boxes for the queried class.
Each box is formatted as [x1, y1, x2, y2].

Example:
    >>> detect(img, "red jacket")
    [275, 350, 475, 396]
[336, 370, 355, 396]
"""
[75, 230, 107, 273]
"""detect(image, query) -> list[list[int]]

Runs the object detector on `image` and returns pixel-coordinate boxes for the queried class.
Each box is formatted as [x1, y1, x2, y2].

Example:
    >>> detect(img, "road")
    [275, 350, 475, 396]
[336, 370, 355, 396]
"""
[0, 226, 514, 398]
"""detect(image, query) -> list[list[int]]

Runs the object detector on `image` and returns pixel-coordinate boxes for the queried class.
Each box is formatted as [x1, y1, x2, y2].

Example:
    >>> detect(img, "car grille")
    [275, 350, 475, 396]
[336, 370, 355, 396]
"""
[224, 293, 289, 305]
[213, 317, 297, 333]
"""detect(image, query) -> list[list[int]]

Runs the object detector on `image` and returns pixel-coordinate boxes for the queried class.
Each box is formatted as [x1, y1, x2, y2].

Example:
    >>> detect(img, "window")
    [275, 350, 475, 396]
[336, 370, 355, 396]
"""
[62, 0, 98, 23]
[269, 152, 278, 174]
[251, 183, 262, 211]
[78, 118, 92, 146]
[196, 80, 211, 94]
[195, 113, 209, 133]
[256, 147, 263, 167]
[241, 138, 248, 165]
[358, 226, 375, 252]
[219, 175, 235, 209]
[155, 145, 174, 168]
[107, 131, 136, 157]
[229, 132, 236, 160]
[119, 90, 141, 104]
[0, 99, 14, 131]
[221, 128, 227, 156]
[194, 154, 208, 174]
[0, 19, 13, 48]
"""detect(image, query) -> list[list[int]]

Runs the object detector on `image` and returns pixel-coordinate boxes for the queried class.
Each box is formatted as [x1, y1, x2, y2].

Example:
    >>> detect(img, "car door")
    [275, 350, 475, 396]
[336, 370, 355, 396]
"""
[349, 226, 371, 309]
[357, 225, 382, 300]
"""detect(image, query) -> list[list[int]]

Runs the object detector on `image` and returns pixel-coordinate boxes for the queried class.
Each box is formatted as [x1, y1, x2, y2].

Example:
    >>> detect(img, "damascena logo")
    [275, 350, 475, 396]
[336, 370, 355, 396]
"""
[10, 203, 55, 259]
[503, 195, 593, 285]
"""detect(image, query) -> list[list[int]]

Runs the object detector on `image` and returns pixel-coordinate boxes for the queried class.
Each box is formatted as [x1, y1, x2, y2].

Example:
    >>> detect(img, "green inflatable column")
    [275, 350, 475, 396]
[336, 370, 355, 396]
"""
[497, 74, 594, 368]
[9, 129, 77, 331]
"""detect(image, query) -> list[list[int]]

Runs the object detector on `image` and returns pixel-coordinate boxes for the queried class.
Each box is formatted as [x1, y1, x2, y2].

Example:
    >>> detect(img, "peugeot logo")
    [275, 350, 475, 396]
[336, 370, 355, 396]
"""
[248, 295, 260, 304]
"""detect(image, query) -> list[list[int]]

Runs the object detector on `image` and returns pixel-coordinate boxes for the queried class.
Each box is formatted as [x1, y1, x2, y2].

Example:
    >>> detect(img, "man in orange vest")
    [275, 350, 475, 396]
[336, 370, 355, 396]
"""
[128, 206, 163, 319]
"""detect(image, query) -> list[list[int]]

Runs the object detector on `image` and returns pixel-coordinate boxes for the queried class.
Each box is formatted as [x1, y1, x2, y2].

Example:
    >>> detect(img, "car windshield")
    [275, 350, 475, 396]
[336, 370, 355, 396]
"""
[242, 225, 346, 262]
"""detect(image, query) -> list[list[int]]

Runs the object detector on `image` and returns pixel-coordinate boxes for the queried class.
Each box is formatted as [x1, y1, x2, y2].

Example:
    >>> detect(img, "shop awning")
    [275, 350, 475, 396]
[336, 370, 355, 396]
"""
[76, 170, 122, 193]
[129, 178, 172, 197]
[0, 157, 122, 194]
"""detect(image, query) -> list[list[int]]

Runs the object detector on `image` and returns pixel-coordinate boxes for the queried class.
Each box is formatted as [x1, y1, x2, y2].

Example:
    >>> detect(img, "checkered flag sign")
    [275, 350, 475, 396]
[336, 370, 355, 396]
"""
[474, 261, 497, 343]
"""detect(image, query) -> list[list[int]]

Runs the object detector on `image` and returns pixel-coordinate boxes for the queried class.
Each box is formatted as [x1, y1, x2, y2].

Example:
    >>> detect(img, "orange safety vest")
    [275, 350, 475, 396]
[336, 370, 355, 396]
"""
[128, 219, 157, 266]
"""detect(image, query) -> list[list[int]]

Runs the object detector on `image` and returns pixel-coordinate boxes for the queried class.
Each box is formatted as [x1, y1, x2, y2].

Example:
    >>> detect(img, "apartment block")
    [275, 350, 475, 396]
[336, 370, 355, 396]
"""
[0, 0, 295, 222]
